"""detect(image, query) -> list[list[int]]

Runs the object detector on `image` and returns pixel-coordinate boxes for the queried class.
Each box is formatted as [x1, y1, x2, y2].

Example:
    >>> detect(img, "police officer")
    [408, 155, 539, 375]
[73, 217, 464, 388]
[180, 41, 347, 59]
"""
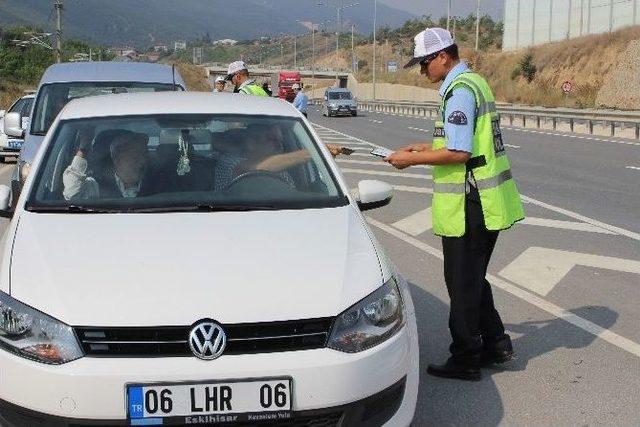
[212, 76, 226, 93]
[226, 61, 269, 96]
[385, 28, 525, 381]
[292, 83, 309, 117]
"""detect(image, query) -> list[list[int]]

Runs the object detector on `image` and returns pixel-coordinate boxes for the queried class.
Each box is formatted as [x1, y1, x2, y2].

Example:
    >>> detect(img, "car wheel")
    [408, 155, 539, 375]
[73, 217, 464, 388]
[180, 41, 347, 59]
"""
[351, 111, 358, 117]
[0, 156, 5, 164]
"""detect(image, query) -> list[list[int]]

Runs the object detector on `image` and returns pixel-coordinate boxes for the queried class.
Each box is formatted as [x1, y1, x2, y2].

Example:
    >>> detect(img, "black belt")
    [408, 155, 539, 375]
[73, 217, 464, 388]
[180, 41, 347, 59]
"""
[466, 155, 486, 170]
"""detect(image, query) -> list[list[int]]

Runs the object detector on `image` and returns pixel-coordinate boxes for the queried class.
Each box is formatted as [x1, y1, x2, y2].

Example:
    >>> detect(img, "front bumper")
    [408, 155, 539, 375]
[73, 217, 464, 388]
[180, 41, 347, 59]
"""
[0, 326, 416, 425]
[328, 107, 356, 116]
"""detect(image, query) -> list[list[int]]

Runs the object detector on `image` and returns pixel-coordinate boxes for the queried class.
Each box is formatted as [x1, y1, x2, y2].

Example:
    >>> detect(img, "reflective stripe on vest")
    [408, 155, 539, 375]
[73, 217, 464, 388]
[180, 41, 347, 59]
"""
[431, 71, 525, 237]
[240, 84, 268, 97]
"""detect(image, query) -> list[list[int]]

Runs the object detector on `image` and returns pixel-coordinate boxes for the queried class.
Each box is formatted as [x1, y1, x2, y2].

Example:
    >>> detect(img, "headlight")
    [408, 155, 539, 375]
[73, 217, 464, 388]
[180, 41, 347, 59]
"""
[0, 292, 83, 364]
[329, 103, 337, 109]
[328, 278, 404, 353]
[19, 161, 31, 181]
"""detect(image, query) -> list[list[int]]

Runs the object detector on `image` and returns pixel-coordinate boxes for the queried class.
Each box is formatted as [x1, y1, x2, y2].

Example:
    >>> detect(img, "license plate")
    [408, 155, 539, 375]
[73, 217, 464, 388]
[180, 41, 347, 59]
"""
[127, 378, 292, 425]
[7, 140, 22, 150]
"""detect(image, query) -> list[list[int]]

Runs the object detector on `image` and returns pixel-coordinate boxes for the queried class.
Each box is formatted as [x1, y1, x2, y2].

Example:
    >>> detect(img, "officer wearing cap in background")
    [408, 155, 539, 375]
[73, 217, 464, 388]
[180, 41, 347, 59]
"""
[292, 83, 309, 118]
[213, 76, 226, 93]
[384, 28, 525, 381]
[226, 61, 269, 96]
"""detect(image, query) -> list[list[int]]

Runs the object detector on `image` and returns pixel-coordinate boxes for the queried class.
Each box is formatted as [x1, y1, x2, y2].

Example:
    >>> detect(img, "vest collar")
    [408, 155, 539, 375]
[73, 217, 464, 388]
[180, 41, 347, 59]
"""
[438, 61, 471, 97]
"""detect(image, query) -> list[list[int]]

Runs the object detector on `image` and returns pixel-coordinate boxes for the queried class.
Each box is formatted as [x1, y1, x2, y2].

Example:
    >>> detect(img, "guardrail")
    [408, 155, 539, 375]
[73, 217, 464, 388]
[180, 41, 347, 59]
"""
[313, 98, 640, 140]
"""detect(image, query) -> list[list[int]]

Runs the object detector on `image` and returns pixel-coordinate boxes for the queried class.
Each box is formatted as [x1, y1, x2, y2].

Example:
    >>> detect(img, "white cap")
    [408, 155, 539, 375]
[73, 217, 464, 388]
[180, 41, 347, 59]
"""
[292, 83, 301, 90]
[226, 60, 248, 80]
[215, 75, 226, 83]
[404, 28, 454, 68]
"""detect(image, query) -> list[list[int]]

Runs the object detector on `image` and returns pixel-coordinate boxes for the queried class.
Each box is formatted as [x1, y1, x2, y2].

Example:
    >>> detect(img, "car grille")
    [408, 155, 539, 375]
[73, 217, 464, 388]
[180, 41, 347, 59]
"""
[75, 318, 334, 357]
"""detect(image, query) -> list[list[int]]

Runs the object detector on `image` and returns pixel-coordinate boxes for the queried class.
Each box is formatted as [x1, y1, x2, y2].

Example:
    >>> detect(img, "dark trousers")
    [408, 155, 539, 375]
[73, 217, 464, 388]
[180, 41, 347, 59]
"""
[441, 189, 505, 360]
[302, 112, 308, 118]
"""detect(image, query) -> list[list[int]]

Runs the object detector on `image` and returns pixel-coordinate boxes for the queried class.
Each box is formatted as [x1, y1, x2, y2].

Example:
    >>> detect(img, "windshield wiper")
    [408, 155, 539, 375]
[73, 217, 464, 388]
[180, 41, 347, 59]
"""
[131, 204, 279, 213]
[26, 204, 123, 214]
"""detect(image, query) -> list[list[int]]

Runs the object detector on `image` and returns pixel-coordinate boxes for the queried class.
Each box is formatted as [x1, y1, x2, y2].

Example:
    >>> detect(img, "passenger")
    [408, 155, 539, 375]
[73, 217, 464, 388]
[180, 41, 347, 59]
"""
[63, 129, 154, 200]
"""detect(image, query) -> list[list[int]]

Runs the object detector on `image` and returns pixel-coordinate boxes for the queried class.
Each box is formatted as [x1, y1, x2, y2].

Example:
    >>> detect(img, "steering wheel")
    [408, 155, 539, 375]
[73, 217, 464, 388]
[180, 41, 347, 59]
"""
[224, 170, 294, 191]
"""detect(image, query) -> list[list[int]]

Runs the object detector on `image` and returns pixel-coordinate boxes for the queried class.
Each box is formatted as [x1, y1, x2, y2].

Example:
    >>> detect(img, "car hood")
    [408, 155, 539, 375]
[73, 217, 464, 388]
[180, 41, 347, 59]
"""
[9, 206, 383, 326]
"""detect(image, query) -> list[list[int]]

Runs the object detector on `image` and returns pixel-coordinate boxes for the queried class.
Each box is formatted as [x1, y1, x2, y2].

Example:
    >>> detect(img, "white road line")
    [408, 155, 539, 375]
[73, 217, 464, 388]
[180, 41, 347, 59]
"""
[504, 143, 520, 148]
[520, 217, 617, 234]
[311, 123, 380, 148]
[337, 159, 430, 169]
[408, 126, 431, 133]
[314, 123, 640, 241]
[521, 195, 640, 241]
[503, 127, 640, 147]
[391, 208, 432, 236]
[392, 185, 433, 194]
[499, 247, 640, 296]
[366, 217, 640, 359]
[341, 168, 432, 180]
[626, 166, 640, 171]
[368, 119, 383, 124]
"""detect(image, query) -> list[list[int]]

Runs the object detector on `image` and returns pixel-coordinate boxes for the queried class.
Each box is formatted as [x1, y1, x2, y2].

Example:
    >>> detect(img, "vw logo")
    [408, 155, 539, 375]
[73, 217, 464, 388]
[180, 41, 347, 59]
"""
[188, 321, 227, 360]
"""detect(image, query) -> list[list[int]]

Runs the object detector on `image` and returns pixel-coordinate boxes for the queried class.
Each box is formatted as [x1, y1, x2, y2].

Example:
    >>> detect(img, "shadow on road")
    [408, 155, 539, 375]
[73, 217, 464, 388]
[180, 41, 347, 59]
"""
[408, 280, 618, 426]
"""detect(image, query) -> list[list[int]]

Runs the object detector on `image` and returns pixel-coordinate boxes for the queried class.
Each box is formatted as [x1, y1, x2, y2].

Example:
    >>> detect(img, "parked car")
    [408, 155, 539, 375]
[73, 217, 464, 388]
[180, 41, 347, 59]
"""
[4, 62, 186, 194]
[322, 88, 358, 117]
[0, 94, 34, 162]
[0, 92, 418, 426]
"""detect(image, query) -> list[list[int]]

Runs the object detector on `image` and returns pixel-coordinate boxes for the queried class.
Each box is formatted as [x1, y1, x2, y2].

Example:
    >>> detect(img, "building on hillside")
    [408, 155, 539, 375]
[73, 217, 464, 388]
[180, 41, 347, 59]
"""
[140, 52, 161, 63]
[502, 0, 640, 51]
[213, 39, 238, 46]
[108, 47, 138, 58]
[153, 44, 169, 53]
[174, 41, 187, 51]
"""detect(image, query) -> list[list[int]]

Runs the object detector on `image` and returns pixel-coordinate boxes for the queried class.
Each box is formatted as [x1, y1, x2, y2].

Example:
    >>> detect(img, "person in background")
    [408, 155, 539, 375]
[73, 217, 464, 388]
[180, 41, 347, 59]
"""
[292, 83, 308, 118]
[226, 61, 269, 96]
[213, 76, 226, 93]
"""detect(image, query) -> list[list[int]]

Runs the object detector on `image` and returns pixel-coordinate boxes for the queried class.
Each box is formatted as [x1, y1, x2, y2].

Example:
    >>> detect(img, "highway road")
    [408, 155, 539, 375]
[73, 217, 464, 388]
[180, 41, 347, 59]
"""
[0, 106, 637, 425]
[309, 108, 640, 425]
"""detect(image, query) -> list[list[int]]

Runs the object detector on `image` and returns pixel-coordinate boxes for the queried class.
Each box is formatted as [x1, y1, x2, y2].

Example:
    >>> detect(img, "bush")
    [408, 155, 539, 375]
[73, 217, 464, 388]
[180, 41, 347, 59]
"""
[519, 53, 537, 82]
[510, 64, 521, 80]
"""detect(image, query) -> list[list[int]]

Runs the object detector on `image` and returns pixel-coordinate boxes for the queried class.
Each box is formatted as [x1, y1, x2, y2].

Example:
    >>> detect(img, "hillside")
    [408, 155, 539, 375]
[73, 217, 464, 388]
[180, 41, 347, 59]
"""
[0, 0, 415, 47]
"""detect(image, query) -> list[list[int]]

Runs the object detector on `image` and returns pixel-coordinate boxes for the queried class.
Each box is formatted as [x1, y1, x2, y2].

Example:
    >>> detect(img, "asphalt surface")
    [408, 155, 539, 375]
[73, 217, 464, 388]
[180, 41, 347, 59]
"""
[0, 109, 638, 425]
[309, 108, 640, 426]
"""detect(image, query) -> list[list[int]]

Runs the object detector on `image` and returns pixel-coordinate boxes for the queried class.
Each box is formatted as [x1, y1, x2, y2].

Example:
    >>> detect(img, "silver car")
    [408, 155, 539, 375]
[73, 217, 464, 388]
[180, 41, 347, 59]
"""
[322, 88, 357, 117]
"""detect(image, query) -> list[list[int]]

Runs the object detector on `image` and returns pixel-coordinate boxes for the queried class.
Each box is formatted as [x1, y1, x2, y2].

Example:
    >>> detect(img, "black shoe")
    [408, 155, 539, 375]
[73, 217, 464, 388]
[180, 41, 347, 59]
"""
[427, 357, 481, 381]
[481, 334, 514, 366]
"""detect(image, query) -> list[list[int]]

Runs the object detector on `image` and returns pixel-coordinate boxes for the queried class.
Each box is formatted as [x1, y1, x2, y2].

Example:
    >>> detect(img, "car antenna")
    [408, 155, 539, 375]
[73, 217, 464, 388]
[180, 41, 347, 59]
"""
[172, 64, 177, 91]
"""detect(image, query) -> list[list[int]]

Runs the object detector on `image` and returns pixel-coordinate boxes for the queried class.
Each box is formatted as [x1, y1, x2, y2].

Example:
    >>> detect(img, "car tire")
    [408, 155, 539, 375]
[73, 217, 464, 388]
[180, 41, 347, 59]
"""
[351, 111, 358, 117]
[0, 156, 5, 164]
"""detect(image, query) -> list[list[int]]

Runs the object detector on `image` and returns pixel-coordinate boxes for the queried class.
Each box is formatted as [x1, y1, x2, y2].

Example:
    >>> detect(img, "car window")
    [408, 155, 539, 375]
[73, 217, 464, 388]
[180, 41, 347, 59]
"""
[9, 98, 27, 114]
[328, 92, 352, 100]
[27, 114, 347, 213]
[31, 82, 180, 135]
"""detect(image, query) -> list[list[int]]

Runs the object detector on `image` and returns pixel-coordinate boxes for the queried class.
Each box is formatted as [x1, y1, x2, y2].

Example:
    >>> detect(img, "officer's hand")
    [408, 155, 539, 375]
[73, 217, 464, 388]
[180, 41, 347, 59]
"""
[399, 143, 430, 153]
[384, 151, 415, 170]
[326, 144, 342, 157]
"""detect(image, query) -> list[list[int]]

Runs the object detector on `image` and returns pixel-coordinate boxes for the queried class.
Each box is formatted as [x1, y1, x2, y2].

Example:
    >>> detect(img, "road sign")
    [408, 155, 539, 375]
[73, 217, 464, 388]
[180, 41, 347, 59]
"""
[387, 61, 398, 73]
[561, 81, 572, 93]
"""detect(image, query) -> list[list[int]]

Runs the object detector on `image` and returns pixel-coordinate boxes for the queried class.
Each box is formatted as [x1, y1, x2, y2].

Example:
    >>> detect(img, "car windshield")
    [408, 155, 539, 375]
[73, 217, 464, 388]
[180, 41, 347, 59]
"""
[328, 92, 352, 100]
[10, 98, 33, 117]
[27, 114, 347, 213]
[31, 82, 179, 135]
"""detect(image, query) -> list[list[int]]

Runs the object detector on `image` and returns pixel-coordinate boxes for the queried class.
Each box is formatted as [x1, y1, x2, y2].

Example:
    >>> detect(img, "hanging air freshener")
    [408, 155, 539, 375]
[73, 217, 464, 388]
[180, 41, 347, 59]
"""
[177, 131, 191, 176]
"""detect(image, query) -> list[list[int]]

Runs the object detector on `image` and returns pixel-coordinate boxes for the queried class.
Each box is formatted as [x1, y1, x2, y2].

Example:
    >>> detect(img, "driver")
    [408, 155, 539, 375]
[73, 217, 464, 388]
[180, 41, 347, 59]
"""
[63, 129, 153, 200]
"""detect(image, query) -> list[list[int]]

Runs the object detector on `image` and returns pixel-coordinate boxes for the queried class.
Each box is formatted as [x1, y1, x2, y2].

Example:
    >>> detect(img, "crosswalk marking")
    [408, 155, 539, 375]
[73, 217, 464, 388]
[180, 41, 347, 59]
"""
[392, 208, 432, 236]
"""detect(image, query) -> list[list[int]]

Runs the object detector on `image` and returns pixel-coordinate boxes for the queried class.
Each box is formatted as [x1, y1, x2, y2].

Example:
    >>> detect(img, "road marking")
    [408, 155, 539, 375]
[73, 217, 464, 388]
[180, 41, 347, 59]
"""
[337, 159, 430, 169]
[503, 127, 640, 147]
[341, 168, 432, 180]
[499, 247, 640, 296]
[391, 185, 433, 194]
[366, 217, 640, 359]
[626, 166, 640, 171]
[520, 217, 617, 234]
[392, 208, 432, 236]
[408, 126, 431, 133]
[311, 123, 382, 148]
[368, 119, 383, 124]
[505, 143, 520, 148]
[521, 195, 640, 241]
[315, 123, 640, 241]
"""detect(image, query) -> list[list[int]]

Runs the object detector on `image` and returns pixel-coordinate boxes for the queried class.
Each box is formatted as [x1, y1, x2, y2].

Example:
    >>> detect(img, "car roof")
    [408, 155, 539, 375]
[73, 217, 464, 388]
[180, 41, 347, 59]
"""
[38, 62, 186, 87]
[58, 92, 301, 120]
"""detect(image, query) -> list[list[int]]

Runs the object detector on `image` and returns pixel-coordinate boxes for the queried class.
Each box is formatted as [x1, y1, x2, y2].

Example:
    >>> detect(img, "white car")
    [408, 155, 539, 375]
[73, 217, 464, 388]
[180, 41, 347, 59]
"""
[0, 94, 34, 162]
[0, 92, 419, 426]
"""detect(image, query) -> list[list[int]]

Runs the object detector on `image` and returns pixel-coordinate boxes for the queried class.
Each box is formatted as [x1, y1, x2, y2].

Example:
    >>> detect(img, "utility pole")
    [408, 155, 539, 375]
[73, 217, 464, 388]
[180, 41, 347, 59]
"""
[294, 35, 297, 69]
[475, 0, 480, 51]
[532, 0, 536, 46]
[312, 24, 316, 90]
[54, 0, 63, 63]
[452, 16, 457, 40]
[351, 24, 355, 72]
[447, 0, 451, 31]
[373, 0, 377, 100]
[609, 0, 614, 32]
[280, 39, 284, 68]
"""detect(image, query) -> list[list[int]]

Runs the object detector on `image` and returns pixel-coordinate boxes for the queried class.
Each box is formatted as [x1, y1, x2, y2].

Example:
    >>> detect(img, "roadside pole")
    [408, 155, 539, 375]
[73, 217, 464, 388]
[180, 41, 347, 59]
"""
[54, 0, 63, 62]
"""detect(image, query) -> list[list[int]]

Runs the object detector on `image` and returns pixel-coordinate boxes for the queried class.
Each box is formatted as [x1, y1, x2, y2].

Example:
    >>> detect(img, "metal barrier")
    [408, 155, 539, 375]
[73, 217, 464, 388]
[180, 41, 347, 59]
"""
[313, 98, 640, 140]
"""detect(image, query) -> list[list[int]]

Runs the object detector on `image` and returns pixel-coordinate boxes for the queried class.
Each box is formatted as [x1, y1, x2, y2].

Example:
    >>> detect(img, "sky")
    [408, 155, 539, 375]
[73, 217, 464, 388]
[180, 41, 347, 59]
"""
[380, 0, 504, 19]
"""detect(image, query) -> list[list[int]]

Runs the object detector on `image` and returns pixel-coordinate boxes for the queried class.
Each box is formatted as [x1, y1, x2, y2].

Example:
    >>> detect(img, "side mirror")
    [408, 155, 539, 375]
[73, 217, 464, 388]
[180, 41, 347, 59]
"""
[0, 184, 12, 218]
[0, 110, 5, 118]
[356, 180, 393, 211]
[4, 112, 24, 139]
